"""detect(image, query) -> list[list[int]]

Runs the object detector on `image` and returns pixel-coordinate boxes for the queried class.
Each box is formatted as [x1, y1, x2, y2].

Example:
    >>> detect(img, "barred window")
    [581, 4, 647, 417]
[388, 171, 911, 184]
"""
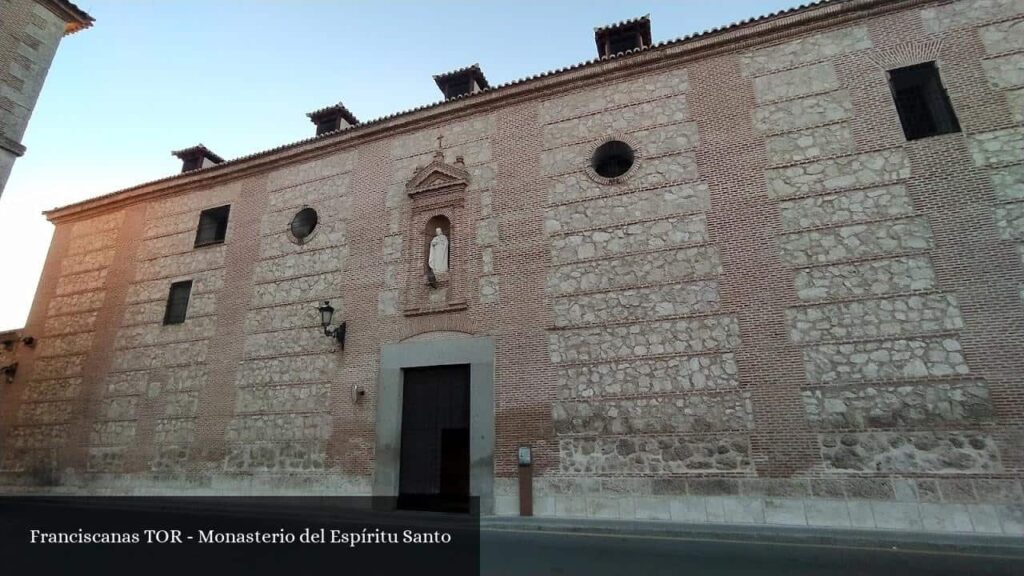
[194, 205, 230, 247]
[888, 62, 961, 141]
[163, 280, 192, 325]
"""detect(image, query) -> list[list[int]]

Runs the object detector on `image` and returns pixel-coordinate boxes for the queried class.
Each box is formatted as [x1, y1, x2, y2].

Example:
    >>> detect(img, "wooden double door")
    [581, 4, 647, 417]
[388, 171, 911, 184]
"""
[398, 365, 470, 512]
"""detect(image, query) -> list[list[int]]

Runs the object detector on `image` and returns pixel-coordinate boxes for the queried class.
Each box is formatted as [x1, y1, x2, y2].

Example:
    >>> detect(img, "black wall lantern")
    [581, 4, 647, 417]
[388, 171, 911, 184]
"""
[317, 301, 347, 350]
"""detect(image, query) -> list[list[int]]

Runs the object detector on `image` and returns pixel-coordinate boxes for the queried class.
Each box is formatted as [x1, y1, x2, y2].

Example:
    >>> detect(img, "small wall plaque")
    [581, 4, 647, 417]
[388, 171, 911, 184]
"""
[518, 446, 532, 466]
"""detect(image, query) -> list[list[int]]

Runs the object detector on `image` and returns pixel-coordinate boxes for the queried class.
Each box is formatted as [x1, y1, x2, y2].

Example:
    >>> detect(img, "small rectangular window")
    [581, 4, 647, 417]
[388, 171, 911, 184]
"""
[888, 62, 961, 141]
[194, 205, 230, 247]
[163, 280, 192, 325]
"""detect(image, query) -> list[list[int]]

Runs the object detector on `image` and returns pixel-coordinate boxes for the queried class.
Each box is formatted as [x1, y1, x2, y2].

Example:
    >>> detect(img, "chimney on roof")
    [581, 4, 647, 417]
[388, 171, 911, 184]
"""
[595, 15, 652, 58]
[171, 144, 224, 173]
[433, 64, 489, 100]
[307, 103, 359, 136]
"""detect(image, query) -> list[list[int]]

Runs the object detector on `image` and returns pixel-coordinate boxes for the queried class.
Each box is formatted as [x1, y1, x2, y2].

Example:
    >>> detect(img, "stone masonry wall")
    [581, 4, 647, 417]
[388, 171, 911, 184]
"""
[741, 14, 1008, 482]
[224, 152, 354, 473]
[0, 0, 67, 195]
[2, 211, 123, 474]
[96, 184, 239, 474]
[494, 3, 1024, 533]
[541, 65, 751, 481]
[973, 9, 1024, 308]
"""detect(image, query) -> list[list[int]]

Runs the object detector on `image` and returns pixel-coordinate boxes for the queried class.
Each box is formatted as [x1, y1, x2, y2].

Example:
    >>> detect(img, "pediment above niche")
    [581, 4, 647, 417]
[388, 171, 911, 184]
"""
[407, 150, 471, 196]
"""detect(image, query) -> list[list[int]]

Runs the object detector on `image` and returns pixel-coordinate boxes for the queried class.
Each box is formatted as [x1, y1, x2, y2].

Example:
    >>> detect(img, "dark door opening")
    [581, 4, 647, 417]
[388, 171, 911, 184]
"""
[398, 365, 470, 512]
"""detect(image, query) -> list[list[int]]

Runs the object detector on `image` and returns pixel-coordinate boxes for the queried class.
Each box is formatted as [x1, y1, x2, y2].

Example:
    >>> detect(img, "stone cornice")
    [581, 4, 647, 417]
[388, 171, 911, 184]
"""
[37, 0, 95, 35]
[44, 0, 935, 224]
[0, 134, 27, 157]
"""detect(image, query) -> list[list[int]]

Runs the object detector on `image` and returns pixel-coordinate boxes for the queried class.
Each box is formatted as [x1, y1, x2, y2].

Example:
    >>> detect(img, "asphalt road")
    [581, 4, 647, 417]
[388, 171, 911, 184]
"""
[5, 498, 1021, 575]
[480, 527, 1024, 576]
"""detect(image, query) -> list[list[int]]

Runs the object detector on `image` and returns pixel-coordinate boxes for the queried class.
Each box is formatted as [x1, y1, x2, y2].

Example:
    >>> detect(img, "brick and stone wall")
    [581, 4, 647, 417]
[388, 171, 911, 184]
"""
[1, 0, 1022, 535]
[541, 64, 757, 497]
[225, 152, 354, 477]
[0, 0, 81, 195]
[94, 185, 239, 476]
[2, 210, 123, 479]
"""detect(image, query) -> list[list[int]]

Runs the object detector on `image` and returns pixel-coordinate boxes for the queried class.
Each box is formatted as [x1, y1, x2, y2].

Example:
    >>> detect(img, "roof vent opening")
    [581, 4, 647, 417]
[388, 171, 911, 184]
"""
[171, 144, 224, 173]
[433, 64, 489, 100]
[595, 15, 651, 58]
[307, 103, 359, 136]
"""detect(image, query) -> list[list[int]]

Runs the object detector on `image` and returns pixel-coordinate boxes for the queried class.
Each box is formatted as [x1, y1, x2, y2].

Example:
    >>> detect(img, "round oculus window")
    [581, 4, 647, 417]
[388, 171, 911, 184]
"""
[591, 140, 635, 179]
[290, 207, 318, 241]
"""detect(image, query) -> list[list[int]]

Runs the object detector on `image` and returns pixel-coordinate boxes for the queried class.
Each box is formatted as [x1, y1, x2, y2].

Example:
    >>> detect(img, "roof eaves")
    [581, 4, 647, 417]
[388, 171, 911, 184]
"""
[594, 14, 651, 34]
[48, 0, 912, 220]
[432, 63, 482, 82]
[45, 0, 94, 35]
[171, 144, 225, 164]
[433, 63, 490, 91]
[307, 102, 358, 122]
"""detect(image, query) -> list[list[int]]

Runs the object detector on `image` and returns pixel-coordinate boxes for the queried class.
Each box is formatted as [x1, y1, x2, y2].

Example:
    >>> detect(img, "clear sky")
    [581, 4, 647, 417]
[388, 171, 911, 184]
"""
[0, 0, 805, 331]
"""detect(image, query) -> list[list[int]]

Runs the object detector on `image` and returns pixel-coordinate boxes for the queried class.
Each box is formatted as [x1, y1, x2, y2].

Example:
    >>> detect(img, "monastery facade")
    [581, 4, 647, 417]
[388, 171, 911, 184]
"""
[1, 0, 1023, 534]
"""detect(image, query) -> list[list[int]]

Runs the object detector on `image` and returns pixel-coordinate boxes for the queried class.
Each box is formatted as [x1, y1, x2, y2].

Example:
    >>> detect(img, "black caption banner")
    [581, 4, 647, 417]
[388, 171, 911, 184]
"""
[0, 496, 480, 575]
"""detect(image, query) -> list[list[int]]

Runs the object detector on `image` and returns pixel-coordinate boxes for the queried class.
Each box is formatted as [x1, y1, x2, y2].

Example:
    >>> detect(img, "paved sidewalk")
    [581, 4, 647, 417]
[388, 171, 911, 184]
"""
[482, 515, 1024, 557]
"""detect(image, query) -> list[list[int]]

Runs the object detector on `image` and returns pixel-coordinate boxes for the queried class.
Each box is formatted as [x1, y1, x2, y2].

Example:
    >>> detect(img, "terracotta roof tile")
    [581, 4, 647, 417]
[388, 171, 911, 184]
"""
[433, 63, 490, 89]
[51, 0, 95, 35]
[171, 144, 225, 164]
[594, 13, 651, 34]
[306, 102, 359, 126]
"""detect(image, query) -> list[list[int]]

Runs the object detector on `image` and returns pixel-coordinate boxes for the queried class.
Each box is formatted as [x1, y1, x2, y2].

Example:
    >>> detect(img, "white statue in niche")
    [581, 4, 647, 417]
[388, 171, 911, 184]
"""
[428, 227, 449, 275]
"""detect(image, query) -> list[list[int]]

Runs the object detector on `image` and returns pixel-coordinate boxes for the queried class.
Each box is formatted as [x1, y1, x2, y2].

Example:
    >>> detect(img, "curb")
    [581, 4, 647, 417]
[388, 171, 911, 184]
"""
[481, 516, 1024, 557]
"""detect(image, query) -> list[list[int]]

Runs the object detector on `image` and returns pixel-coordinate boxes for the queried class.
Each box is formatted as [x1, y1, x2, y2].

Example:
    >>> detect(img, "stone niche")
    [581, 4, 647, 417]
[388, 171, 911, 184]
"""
[402, 150, 471, 315]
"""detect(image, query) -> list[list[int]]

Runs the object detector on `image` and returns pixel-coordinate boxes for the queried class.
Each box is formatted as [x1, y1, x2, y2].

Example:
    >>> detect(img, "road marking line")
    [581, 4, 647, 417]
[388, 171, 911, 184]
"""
[480, 527, 1024, 560]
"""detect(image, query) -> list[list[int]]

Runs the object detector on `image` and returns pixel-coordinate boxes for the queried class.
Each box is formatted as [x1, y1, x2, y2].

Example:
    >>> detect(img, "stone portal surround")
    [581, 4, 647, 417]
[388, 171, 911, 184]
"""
[374, 336, 495, 514]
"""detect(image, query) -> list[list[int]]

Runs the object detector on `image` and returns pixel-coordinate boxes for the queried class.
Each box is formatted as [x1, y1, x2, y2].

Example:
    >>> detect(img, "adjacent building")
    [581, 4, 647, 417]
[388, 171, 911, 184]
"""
[1, 0, 1023, 535]
[0, 0, 92, 197]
